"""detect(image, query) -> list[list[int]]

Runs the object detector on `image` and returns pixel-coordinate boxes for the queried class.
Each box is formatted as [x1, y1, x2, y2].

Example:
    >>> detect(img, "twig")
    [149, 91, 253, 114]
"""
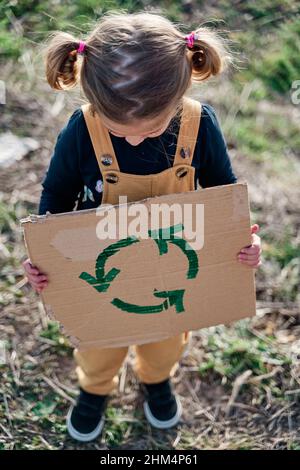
[225, 401, 264, 415]
[285, 388, 300, 395]
[267, 404, 292, 423]
[9, 349, 22, 386]
[225, 370, 253, 417]
[2, 392, 13, 429]
[172, 431, 181, 447]
[119, 361, 128, 394]
[41, 375, 76, 405]
[0, 422, 13, 439]
[183, 378, 215, 421]
[36, 336, 58, 346]
[255, 301, 300, 318]
[51, 374, 78, 396]
[249, 366, 282, 384]
[15, 277, 28, 289]
[39, 435, 53, 450]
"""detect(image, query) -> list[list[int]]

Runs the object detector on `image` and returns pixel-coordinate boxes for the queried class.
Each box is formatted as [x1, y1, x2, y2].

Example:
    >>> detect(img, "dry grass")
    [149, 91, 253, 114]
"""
[0, 10, 299, 448]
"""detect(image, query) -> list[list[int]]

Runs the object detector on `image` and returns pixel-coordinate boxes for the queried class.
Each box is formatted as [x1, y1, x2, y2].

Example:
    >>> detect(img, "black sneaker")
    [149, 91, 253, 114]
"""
[66, 388, 108, 442]
[141, 378, 182, 429]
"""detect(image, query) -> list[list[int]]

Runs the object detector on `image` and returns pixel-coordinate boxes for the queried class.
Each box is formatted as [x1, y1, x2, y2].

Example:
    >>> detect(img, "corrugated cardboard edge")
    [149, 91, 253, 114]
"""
[19, 182, 249, 225]
[77, 333, 172, 351]
[19, 182, 257, 348]
[241, 182, 257, 319]
[19, 218, 81, 348]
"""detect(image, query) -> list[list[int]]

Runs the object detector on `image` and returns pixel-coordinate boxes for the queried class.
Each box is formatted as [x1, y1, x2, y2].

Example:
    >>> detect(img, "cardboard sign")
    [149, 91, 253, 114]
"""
[20, 183, 256, 349]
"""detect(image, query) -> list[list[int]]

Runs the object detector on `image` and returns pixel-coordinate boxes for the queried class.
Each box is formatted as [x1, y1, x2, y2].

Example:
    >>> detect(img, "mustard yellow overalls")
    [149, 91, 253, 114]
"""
[74, 96, 202, 394]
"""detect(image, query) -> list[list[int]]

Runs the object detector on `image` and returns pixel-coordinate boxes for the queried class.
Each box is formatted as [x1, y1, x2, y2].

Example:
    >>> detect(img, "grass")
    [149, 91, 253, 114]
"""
[253, 18, 300, 94]
[0, 303, 300, 449]
[1, 0, 299, 166]
[39, 321, 73, 356]
[0, 0, 299, 451]
[104, 407, 134, 447]
[229, 114, 300, 165]
[199, 320, 292, 378]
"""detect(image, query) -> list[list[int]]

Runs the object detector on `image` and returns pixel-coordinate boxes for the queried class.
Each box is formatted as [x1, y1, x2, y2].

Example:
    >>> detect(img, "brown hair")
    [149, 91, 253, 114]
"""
[44, 11, 231, 124]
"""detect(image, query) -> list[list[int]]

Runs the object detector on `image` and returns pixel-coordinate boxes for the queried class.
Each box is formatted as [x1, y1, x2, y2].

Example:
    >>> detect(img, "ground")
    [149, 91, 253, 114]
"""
[0, 0, 299, 450]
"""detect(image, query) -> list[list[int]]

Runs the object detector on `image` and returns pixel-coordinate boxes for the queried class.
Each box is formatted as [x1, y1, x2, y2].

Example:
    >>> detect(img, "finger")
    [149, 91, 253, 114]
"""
[27, 265, 46, 277]
[238, 253, 261, 261]
[251, 233, 261, 244]
[36, 286, 45, 293]
[241, 239, 261, 251]
[23, 259, 46, 275]
[240, 246, 261, 256]
[31, 278, 48, 286]
[242, 236, 261, 251]
[247, 260, 262, 269]
[251, 224, 260, 234]
[238, 259, 261, 266]
[239, 258, 262, 267]
[28, 275, 48, 285]
[24, 262, 40, 275]
[28, 273, 48, 282]
[32, 281, 48, 292]
[36, 286, 47, 292]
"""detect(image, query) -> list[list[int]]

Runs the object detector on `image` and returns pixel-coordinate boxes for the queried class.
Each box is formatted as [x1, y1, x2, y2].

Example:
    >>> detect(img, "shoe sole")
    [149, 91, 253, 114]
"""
[143, 394, 182, 429]
[66, 406, 105, 442]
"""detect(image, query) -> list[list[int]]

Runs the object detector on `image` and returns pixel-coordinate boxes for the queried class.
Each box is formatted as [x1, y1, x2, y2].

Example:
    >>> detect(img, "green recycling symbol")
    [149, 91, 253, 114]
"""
[79, 223, 199, 314]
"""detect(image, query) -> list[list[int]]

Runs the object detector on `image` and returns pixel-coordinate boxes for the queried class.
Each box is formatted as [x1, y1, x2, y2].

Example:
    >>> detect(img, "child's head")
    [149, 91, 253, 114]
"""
[44, 11, 230, 145]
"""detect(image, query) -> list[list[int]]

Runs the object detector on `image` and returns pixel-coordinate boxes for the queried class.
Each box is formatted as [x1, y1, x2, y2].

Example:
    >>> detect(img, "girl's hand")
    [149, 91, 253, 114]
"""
[22, 257, 48, 293]
[237, 224, 262, 269]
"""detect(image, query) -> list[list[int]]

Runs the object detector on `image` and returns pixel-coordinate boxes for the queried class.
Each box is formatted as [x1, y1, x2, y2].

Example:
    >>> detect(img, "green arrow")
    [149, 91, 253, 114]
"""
[79, 269, 120, 293]
[79, 236, 139, 292]
[149, 224, 199, 279]
[154, 289, 185, 313]
[169, 238, 199, 279]
[111, 289, 185, 314]
[149, 223, 183, 244]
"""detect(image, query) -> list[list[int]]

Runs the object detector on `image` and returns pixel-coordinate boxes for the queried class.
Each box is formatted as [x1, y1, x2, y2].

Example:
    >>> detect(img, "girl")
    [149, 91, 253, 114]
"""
[22, 11, 261, 442]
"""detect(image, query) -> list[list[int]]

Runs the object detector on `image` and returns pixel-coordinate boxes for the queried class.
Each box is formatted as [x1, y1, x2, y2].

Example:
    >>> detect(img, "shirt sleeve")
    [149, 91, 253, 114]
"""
[197, 104, 237, 188]
[38, 109, 83, 215]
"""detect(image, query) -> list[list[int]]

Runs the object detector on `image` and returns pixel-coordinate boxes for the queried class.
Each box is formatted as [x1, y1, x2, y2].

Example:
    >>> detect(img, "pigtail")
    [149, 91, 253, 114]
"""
[186, 27, 231, 82]
[43, 31, 85, 90]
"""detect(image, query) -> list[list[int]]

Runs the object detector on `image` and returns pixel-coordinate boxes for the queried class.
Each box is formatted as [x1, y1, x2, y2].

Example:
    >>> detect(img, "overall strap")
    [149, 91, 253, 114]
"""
[81, 103, 120, 172]
[173, 96, 202, 166]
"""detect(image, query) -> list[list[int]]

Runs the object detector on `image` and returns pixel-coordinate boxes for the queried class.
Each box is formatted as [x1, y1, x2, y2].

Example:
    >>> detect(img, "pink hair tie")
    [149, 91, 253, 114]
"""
[185, 31, 199, 49]
[77, 40, 86, 54]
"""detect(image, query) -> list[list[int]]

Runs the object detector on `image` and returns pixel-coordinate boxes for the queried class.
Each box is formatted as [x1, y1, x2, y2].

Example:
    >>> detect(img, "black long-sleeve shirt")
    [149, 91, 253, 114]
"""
[38, 103, 237, 215]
